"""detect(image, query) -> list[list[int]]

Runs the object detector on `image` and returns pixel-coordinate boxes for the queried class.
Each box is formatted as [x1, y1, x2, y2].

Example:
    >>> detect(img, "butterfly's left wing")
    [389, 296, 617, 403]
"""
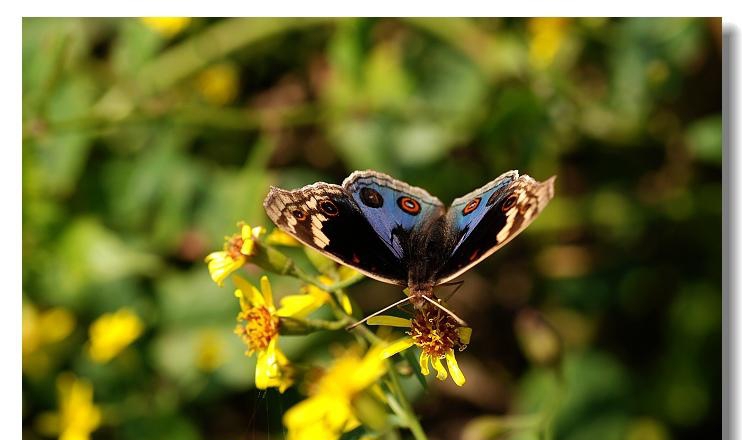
[435, 171, 556, 284]
[264, 182, 409, 285]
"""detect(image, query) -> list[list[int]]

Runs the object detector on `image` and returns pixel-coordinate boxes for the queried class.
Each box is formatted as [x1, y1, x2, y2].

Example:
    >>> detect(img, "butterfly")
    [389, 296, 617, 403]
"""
[263, 170, 555, 322]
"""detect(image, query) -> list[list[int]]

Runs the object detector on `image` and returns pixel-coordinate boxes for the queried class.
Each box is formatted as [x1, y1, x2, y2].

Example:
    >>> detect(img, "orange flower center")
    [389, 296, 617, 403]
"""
[236, 305, 278, 353]
[409, 305, 465, 358]
[226, 234, 245, 260]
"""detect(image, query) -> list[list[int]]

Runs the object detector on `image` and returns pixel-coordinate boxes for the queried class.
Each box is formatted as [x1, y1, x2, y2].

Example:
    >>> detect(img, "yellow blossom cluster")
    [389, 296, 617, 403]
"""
[369, 302, 471, 386]
[140, 17, 191, 38]
[87, 308, 144, 363]
[283, 346, 388, 440]
[36, 373, 101, 440]
[204, 221, 477, 440]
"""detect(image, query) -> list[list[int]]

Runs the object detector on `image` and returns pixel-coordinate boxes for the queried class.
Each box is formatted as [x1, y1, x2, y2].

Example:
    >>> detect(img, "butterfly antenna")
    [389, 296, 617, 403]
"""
[346, 295, 412, 330]
[421, 295, 468, 326]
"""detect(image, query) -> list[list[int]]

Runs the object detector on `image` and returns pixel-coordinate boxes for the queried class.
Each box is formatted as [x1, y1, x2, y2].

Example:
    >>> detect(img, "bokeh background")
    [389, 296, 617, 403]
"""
[22, 18, 722, 440]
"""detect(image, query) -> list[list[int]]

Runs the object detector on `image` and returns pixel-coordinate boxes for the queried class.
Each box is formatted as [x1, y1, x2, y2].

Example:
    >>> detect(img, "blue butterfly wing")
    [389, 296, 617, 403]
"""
[343, 170, 445, 260]
[264, 171, 445, 286]
[436, 171, 556, 284]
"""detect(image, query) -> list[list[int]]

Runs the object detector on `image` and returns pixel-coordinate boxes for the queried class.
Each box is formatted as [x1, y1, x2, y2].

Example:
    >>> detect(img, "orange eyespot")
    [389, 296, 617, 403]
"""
[462, 197, 481, 216]
[292, 209, 307, 221]
[397, 196, 421, 215]
[501, 195, 517, 212]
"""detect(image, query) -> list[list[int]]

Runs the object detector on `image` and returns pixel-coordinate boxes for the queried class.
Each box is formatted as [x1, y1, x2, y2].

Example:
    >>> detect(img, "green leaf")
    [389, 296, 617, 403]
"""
[686, 115, 722, 164]
[42, 217, 161, 304]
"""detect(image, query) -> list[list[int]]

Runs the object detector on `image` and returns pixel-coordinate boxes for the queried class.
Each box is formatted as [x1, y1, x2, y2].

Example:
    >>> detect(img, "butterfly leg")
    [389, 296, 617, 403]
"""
[437, 280, 465, 302]
[346, 295, 413, 330]
[421, 295, 468, 326]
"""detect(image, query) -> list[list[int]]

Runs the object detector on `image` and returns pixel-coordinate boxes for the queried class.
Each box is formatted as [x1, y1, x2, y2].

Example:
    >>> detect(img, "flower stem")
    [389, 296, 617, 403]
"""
[387, 363, 428, 440]
[288, 263, 365, 293]
[279, 316, 353, 334]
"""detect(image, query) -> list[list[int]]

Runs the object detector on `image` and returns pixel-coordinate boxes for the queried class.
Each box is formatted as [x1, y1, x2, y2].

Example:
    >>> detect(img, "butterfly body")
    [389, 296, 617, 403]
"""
[264, 170, 555, 308]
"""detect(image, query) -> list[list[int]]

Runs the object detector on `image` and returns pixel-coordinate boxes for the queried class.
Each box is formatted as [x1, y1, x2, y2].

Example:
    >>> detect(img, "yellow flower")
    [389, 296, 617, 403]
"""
[233, 275, 327, 392]
[36, 373, 101, 440]
[88, 308, 144, 363]
[205, 223, 265, 286]
[528, 18, 569, 69]
[195, 63, 240, 106]
[283, 346, 387, 440]
[23, 303, 75, 357]
[23, 303, 76, 377]
[140, 17, 191, 38]
[368, 303, 471, 386]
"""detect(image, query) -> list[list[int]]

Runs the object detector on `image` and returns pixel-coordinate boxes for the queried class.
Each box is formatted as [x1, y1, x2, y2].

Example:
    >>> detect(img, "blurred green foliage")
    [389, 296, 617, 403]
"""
[23, 17, 721, 440]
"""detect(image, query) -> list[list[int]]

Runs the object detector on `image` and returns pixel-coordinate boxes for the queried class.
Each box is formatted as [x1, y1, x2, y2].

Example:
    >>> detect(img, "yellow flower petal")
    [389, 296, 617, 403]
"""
[255, 338, 292, 391]
[53, 373, 101, 440]
[140, 17, 191, 38]
[238, 224, 265, 256]
[233, 289, 248, 312]
[233, 276, 264, 307]
[240, 224, 252, 239]
[255, 344, 275, 390]
[241, 238, 255, 256]
[205, 251, 244, 286]
[353, 346, 388, 389]
[419, 352, 430, 376]
[338, 266, 362, 281]
[339, 291, 353, 315]
[251, 225, 266, 238]
[265, 229, 300, 246]
[381, 337, 415, 359]
[305, 285, 332, 303]
[367, 315, 411, 328]
[240, 224, 255, 255]
[317, 274, 335, 287]
[431, 356, 448, 381]
[284, 395, 348, 438]
[458, 327, 472, 345]
[276, 294, 323, 318]
[39, 308, 76, 344]
[445, 350, 466, 386]
[260, 276, 274, 310]
[88, 309, 144, 363]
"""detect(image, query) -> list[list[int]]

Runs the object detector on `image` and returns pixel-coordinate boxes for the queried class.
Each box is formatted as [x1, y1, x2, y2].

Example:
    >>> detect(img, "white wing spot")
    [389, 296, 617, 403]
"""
[496, 207, 518, 243]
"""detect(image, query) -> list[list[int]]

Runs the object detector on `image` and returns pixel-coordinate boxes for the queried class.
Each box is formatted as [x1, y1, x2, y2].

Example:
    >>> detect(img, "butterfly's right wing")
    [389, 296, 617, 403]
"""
[436, 171, 555, 284]
[342, 170, 445, 259]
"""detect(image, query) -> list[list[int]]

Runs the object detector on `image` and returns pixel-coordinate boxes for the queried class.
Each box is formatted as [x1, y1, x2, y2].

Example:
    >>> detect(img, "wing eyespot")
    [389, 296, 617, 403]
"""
[319, 200, 340, 217]
[501, 195, 518, 212]
[397, 196, 421, 215]
[462, 197, 481, 216]
[291, 209, 308, 221]
[360, 187, 384, 208]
